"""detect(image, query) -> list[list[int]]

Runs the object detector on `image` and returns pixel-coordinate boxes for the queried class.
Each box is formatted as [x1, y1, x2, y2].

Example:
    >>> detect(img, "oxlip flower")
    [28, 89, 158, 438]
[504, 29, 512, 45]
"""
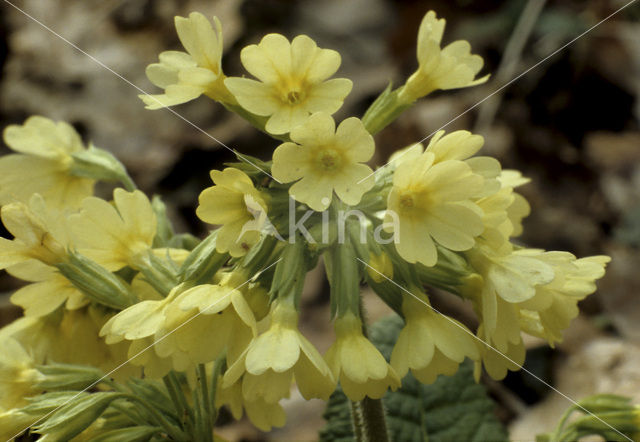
[391, 292, 479, 384]
[196, 167, 268, 257]
[223, 300, 335, 403]
[0, 116, 94, 208]
[271, 113, 375, 211]
[69, 189, 157, 271]
[225, 34, 352, 134]
[324, 312, 400, 401]
[385, 150, 484, 267]
[398, 10, 488, 103]
[140, 12, 234, 109]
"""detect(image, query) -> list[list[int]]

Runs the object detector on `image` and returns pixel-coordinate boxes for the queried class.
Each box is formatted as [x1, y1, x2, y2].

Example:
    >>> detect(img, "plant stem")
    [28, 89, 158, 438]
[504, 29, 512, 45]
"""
[350, 397, 391, 442]
[197, 364, 213, 441]
[349, 292, 391, 442]
[164, 371, 195, 436]
[120, 393, 188, 441]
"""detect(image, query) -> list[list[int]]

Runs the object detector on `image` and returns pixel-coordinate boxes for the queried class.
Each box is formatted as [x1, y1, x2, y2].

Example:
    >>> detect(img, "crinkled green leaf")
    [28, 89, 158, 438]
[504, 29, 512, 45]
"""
[320, 315, 508, 442]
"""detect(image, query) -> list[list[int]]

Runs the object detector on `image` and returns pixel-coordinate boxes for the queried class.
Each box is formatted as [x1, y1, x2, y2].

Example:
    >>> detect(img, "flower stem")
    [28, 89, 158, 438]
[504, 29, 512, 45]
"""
[351, 397, 391, 442]
[349, 293, 390, 442]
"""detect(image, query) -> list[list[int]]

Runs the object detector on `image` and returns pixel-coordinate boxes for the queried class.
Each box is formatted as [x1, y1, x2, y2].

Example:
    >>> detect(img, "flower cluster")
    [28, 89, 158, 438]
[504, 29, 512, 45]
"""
[0, 9, 609, 440]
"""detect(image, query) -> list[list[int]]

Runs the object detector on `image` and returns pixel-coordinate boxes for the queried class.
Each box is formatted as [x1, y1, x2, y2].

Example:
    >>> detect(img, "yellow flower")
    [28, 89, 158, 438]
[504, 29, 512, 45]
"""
[463, 246, 556, 380]
[101, 273, 259, 377]
[0, 194, 68, 269]
[474, 322, 526, 381]
[196, 168, 268, 257]
[271, 113, 375, 211]
[169, 274, 259, 364]
[475, 188, 519, 253]
[225, 34, 352, 134]
[100, 287, 185, 378]
[385, 151, 484, 267]
[0, 116, 95, 208]
[391, 293, 479, 384]
[0, 337, 43, 410]
[324, 312, 400, 401]
[217, 378, 286, 431]
[69, 189, 157, 271]
[140, 12, 234, 109]
[398, 130, 501, 198]
[223, 301, 335, 403]
[10, 265, 87, 317]
[467, 244, 556, 305]
[498, 170, 531, 237]
[517, 252, 610, 346]
[0, 307, 133, 381]
[398, 11, 488, 103]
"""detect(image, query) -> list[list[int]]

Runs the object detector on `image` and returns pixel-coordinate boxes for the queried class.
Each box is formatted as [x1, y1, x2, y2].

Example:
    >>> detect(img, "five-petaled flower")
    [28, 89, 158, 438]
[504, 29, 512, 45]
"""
[271, 112, 375, 211]
[225, 34, 353, 135]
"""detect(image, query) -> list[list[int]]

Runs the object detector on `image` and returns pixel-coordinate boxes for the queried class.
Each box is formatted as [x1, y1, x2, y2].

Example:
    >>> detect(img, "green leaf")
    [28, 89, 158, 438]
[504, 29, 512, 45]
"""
[36, 363, 105, 391]
[320, 315, 508, 442]
[34, 392, 121, 441]
[90, 425, 162, 442]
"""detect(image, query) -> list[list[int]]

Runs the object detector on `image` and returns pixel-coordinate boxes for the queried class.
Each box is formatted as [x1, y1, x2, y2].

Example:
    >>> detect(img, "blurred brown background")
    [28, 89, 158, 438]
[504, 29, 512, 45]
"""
[1, 0, 639, 440]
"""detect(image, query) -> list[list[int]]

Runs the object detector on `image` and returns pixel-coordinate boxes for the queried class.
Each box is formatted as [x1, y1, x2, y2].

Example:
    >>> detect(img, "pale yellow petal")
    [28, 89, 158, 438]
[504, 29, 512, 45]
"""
[224, 78, 280, 116]
[175, 12, 222, 72]
[291, 35, 341, 83]
[395, 217, 437, 266]
[333, 163, 374, 206]
[265, 105, 309, 135]
[196, 187, 246, 225]
[271, 142, 309, 183]
[335, 117, 374, 163]
[289, 112, 335, 146]
[424, 202, 483, 250]
[426, 130, 483, 162]
[289, 176, 333, 211]
[246, 328, 300, 375]
[304, 78, 352, 114]
[241, 33, 291, 83]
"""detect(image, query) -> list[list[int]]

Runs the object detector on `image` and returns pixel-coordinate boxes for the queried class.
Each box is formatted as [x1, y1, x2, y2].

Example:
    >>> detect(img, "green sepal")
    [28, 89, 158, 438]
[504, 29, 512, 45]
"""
[361, 82, 413, 135]
[34, 392, 122, 441]
[326, 242, 362, 318]
[57, 251, 136, 309]
[269, 238, 308, 306]
[70, 144, 136, 191]
[178, 231, 228, 285]
[89, 426, 162, 442]
[136, 250, 180, 296]
[151, 195, 176, 248]
[20, 392, 83, 415]
[35, 363, 105, 391]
